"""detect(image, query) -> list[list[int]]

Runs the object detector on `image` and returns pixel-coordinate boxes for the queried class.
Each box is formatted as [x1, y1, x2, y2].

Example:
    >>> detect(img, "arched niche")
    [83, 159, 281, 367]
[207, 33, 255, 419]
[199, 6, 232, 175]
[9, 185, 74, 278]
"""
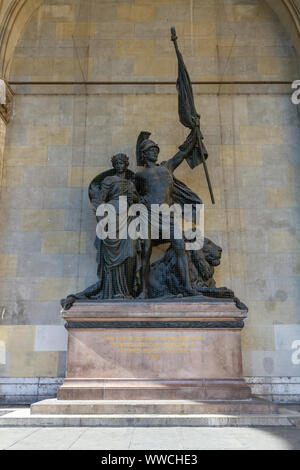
[0, 0, 299, 81]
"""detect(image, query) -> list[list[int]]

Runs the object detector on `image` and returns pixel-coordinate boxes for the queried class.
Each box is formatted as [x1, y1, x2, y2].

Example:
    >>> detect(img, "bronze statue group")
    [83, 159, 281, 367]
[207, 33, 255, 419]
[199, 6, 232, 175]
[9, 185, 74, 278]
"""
[61, 133, 237, 310]
[61, 29, 245, 311]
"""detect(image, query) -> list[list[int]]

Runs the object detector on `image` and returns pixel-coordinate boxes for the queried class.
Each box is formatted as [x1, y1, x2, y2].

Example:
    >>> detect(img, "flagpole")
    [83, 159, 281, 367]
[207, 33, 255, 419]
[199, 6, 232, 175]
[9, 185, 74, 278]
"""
[195, 127, 215, 205]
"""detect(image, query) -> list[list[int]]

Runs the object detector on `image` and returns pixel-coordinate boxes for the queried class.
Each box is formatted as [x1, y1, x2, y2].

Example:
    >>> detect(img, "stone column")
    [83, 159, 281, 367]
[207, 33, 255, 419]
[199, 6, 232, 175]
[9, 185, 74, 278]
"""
[0, 80, 13, 184]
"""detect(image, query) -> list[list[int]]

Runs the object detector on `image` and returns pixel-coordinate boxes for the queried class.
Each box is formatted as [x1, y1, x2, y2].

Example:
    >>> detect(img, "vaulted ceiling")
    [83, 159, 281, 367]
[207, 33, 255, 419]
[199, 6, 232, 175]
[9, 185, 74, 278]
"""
[0, 0, 299, 79]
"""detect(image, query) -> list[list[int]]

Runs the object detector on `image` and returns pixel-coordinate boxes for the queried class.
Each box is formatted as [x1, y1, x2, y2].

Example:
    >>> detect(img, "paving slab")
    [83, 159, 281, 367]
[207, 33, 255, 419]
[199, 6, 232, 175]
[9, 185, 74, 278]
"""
[178, 427, 245, 450]
[129, 428, 183, 450]
[0, 428, 39, 450]
[69, 427, 134, 450]
[1, 426, 300, 450]
[6, 427, 87, 450]
[229, 427, 300, 451]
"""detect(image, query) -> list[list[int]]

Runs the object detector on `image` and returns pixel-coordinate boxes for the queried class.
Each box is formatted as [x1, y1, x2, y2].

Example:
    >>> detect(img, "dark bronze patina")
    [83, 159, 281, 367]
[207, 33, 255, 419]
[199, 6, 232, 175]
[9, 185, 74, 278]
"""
[61, 29, 246, 312]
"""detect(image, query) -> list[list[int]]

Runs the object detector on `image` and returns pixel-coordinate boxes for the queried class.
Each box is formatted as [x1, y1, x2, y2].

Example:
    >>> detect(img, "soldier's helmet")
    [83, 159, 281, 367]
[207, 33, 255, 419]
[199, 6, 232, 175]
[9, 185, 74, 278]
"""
[140, 139, 160, 155]
[136, 131, 160, 166]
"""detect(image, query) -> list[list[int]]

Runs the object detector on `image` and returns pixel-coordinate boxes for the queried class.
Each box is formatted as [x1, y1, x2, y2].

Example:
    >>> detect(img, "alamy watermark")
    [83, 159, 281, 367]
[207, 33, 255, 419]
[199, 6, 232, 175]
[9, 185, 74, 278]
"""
[291, 80, 300, 105]
[96, 196, 204, 251]
[291, 340, 300, 365]
[0, 341, 5, 365]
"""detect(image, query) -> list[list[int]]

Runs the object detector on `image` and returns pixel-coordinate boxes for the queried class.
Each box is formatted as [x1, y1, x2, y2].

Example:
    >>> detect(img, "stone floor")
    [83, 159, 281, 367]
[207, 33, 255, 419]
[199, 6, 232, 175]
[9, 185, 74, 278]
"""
[0, 405, 299, 450]
[0, 425, 300, 450]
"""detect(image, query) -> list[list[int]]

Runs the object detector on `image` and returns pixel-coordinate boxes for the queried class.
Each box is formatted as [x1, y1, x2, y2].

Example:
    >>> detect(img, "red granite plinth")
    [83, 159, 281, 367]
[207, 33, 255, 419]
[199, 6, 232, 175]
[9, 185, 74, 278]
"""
[57, 299, 254, 402]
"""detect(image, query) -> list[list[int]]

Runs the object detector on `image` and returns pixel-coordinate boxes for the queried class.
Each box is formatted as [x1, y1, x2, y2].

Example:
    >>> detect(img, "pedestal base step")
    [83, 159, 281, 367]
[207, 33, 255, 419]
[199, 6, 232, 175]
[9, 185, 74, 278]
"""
[31, 398, 277, 416]
[57, 379, 252, 401]
[1, 405, 300, 428]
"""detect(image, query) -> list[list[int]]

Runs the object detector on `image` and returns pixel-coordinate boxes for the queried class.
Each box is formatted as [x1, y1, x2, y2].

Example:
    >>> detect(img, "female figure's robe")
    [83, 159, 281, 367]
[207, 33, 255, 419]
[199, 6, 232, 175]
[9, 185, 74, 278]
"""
[94, 175, 141, 299]
[68, 172, 141, 302]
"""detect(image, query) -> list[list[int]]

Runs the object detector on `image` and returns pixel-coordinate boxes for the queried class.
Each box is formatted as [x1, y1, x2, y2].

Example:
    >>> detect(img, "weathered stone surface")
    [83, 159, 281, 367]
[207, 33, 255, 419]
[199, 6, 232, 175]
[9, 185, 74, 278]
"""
[31, 398, 277, 416]
[57, 300, 251, 401]
[0, 0, 299, 393]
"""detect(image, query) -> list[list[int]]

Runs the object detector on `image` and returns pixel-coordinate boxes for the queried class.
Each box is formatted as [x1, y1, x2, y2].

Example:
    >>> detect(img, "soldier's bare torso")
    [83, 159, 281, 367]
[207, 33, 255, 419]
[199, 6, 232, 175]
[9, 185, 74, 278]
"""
[135, 163, 174, 208]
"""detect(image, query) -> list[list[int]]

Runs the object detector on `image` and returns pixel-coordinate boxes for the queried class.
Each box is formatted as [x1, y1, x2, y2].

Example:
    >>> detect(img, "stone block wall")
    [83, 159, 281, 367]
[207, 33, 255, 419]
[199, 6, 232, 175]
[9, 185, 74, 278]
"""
[0, 0, 299, 402]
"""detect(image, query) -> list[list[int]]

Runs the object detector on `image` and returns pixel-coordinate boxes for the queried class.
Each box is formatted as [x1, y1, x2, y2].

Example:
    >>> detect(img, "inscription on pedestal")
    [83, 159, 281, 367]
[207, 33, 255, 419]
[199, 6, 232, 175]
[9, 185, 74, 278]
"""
[104, 333, 204, 359]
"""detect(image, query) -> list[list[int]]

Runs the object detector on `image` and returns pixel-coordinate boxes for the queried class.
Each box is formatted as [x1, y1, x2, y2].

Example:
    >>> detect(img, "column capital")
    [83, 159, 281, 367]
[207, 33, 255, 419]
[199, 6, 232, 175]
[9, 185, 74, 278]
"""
[0, 79, 13, 124]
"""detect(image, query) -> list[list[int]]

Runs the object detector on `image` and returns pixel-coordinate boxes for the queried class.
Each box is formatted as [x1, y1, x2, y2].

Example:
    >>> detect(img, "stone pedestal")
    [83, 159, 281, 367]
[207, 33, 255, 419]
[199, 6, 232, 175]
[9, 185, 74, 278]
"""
[59, 298, 251, 401]
[32, 298, 278, 415]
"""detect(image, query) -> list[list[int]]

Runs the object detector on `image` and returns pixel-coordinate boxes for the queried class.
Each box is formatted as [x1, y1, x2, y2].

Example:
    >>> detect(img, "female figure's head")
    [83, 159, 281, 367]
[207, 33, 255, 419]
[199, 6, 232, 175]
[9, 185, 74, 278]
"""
[111, 153, 129, 174]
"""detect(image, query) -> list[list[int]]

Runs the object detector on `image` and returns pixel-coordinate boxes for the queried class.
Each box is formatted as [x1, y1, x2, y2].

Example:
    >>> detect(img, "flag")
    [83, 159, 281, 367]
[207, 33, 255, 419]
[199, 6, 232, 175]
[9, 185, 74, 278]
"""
[171, 27, 208, 170]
